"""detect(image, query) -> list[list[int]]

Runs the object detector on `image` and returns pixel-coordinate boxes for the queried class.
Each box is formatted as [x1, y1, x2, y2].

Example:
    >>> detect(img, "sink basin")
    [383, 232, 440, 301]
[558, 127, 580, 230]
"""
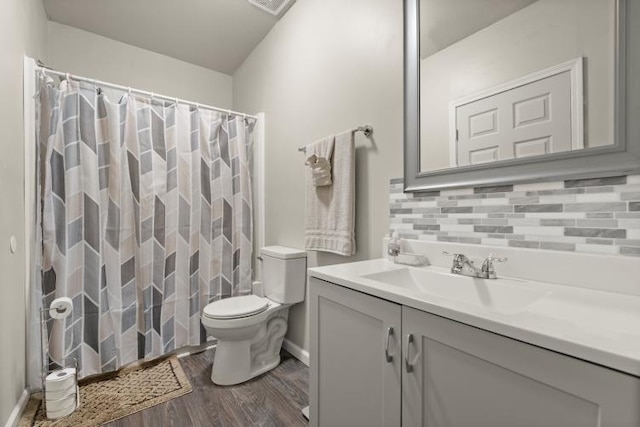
[361, 267, 550, 315]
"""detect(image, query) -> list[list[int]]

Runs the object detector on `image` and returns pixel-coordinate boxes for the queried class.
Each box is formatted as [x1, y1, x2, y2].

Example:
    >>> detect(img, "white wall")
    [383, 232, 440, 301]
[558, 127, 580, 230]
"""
[420, 0, 615, 171]
[233, 0, 404, 353]
[47, 22, 233, 108]
[0, 0, 48, 424]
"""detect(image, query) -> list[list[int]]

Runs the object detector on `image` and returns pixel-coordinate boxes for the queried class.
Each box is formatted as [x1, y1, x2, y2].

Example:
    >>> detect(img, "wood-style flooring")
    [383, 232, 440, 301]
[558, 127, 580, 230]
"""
[106, 349, 309, 427]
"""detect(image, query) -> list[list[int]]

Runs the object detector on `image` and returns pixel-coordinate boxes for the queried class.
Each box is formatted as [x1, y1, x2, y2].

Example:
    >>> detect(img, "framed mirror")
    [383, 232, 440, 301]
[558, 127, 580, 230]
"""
[404, 0, 640, 192]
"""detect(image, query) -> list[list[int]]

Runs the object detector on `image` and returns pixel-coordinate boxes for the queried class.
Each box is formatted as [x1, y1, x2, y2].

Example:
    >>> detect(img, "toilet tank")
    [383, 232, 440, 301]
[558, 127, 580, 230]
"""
[260, 246, 307, 304]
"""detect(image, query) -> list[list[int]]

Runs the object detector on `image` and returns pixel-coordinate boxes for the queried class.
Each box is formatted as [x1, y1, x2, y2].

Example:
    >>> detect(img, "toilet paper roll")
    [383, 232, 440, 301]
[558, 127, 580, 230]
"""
[46, 392, 76, 412]
[45, 368, 76, 392]
[49, 297, 73, 320]
[46, 398, 76, 420]
[45, 382, 76, 401]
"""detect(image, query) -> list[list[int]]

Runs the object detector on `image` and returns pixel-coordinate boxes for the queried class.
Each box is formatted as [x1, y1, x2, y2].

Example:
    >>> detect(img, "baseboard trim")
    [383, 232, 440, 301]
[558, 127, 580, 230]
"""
[283, 338, 310, 366]
[4, 388, 29, 427]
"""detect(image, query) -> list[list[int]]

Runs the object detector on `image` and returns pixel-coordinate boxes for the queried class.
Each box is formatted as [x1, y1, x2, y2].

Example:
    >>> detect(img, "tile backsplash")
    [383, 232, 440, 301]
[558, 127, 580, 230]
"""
[389, 175, 640, 257]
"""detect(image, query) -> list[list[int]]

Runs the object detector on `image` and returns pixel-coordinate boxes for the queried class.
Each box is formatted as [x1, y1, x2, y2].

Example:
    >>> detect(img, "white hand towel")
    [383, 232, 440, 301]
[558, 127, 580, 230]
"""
[305, 155, 333, 186]
[305, 131, 356, 256]
[304, 136, 334, 187]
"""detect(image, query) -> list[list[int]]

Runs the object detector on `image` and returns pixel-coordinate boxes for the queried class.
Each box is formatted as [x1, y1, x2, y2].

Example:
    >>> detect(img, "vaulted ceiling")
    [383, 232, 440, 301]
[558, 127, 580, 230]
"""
[43, 0, 540, 73]
[42, 0, 282, 75]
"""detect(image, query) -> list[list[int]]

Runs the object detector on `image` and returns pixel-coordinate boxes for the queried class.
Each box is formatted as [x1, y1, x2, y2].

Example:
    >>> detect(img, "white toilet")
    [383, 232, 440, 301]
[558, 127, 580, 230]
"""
[201, 246, 307, 385]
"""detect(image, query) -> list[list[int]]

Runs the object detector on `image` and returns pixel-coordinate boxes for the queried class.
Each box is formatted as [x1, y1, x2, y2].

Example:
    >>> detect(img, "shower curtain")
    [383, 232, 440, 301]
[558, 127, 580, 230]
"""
[35, 75, 254, 379]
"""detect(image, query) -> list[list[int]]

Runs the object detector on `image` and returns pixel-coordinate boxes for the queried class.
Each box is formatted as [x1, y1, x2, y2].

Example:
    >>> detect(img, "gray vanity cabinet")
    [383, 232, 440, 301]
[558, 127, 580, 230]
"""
[402, 306, 640, 427]
[309, 277, 402, 427]
[310, 278, 640, 427]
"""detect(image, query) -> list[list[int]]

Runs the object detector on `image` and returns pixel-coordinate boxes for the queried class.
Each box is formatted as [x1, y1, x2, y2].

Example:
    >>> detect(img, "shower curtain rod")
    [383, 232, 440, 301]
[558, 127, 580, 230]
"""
[35, 64, 259, 120]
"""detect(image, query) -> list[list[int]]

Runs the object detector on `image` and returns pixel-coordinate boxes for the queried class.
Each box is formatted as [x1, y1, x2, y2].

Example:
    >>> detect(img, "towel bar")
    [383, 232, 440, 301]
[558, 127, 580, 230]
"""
[298, 125, 373, 152]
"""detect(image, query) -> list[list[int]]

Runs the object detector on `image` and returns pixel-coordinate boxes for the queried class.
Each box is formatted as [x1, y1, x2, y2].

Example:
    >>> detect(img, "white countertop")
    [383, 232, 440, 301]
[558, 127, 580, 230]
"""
[308, 258, 640, 377]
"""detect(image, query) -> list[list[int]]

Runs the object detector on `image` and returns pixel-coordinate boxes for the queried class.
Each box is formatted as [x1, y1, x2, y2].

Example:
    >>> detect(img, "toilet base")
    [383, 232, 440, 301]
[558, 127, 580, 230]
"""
[210, 307, 289, 386]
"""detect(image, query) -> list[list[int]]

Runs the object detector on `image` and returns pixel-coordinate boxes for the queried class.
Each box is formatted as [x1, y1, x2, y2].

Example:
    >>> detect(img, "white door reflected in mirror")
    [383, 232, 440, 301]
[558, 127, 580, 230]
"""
[418, 0, 616, 173]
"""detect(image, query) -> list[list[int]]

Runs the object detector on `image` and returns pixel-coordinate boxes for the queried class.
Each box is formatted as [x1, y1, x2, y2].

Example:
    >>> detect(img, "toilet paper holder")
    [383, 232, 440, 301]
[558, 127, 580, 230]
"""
[40, 305, 80, 419]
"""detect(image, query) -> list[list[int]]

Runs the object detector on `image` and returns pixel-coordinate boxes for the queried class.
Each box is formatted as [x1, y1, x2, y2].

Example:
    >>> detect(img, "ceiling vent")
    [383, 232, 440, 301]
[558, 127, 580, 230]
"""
[248, 0, 296, 17]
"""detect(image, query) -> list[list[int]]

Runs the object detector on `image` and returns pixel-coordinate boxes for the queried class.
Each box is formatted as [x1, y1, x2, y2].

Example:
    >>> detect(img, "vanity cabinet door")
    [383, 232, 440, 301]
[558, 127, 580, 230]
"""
[402, 306, 640, 427]
[309, 277, 402, 427]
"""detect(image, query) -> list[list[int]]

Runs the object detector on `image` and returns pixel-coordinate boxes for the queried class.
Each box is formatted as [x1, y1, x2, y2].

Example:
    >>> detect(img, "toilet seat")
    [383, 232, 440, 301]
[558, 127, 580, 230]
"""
[203, 295, 269, 320]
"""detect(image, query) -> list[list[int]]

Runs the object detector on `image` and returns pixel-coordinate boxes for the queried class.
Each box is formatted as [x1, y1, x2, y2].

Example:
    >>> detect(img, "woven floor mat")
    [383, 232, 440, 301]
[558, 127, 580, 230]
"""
[20, 356, 192, 426]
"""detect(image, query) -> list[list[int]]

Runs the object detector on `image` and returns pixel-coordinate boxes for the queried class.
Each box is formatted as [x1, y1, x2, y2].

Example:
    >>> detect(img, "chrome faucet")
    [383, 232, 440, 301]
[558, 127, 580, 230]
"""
[444, 252, 507, 279]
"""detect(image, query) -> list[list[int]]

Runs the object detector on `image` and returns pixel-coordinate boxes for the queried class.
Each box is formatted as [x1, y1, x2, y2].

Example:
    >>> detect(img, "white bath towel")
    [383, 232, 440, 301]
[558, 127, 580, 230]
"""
[305, 136, 334, 187]
[305, 130, 356, 256]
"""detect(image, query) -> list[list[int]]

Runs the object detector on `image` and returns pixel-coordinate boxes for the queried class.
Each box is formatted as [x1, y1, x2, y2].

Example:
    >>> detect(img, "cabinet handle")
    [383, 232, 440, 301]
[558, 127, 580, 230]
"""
[405, 333, 414, 373]
[384, 327, 394, 363]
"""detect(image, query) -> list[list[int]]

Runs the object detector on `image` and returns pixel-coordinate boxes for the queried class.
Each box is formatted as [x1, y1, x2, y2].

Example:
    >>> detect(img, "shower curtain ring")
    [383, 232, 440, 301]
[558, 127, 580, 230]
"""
[65, 73, 70, 81]
[127, 87, 132, 96]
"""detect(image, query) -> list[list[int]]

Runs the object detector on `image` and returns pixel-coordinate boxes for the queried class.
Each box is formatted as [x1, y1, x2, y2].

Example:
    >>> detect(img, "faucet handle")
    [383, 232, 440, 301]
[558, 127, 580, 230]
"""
[443, 251, 469, 273]
[443, 251, 472, 263]
[442, 251, 463, 263]
[486, 253, 507, 263]
[481, 253, 507, 279]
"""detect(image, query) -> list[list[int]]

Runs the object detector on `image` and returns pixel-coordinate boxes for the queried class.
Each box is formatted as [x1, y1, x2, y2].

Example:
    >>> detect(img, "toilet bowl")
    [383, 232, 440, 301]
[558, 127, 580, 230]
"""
[201, 246, 306, 385]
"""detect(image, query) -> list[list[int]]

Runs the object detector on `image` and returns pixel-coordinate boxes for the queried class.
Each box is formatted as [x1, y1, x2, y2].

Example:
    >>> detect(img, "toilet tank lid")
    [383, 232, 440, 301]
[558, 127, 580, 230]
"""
[260, 246, 307, 260]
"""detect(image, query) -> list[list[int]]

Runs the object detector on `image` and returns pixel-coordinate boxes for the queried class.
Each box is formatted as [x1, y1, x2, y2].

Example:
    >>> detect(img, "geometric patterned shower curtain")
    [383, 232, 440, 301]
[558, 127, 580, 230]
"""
[36, 74, 253, 379]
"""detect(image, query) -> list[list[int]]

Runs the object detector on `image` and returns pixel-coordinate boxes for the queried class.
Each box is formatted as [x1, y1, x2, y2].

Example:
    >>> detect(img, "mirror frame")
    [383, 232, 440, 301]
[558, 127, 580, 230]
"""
[404, 0, 640, 192]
